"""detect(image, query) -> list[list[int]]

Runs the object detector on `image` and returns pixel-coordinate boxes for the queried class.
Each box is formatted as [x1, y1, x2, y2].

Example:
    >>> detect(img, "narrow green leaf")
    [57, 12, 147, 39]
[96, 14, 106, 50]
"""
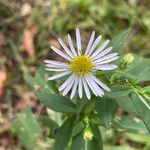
[83, 99, 96, 114]
[12, 108, 42, 150]
[35, 92, 77, 113]
[90, 114, 104, 126]
[96, 97, 118, 129]
[105, 146, 136, 150]
[142, 86, 150, 92]
[54, 118, 74, 150]
[72, 121, 85, 137]
[115, 116, 148, 134]
[131, 93, 150, 134]
[25, 66, 57, 94]
[115, 96, 138, 115]
[87, 125, 103, 150]
[125, 133, 150, 146]
[71, 132, 85, 150]
[125, 55, 150, 79]
[108, 28, 131, 54]
[106, 85, 131, 99]
[137, 67, 150, 82]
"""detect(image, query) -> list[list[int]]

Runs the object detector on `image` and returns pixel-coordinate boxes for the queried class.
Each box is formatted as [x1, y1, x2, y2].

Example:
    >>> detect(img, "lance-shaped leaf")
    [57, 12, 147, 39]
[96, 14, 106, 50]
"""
[106, 85, 131, 99]
[114, 116, 149, 134]
[87, 125, 103, 150]
[35, 92, 77, 113]
[54, 118, 75, 150]
[108, 28, 131, 54]
[96, 97, 118, 129]
[131, 93, 150, 134]
[25, 65, 57, 94]
[125, 55, 150, 82]
[12, 108, 43, 150]
[72, 121, 85, 137]
[137, 67, 150, 82]
[115, 96, 138, 115]
[71, 132, 85, 150]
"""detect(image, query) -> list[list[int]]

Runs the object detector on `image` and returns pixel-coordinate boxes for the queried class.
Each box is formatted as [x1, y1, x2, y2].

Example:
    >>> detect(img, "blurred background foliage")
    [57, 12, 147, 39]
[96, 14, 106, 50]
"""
[0, 0, 150, 149]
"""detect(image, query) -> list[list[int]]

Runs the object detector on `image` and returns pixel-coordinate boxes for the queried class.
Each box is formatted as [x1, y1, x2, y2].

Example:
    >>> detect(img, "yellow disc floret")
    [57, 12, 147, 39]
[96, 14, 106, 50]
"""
[70, 55, 93, 76]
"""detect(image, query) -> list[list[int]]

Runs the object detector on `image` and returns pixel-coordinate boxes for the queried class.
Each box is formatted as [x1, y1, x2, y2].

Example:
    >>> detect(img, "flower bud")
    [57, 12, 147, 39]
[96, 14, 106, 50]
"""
[83, 128, 94, 141]
[123, 53, 134, 65]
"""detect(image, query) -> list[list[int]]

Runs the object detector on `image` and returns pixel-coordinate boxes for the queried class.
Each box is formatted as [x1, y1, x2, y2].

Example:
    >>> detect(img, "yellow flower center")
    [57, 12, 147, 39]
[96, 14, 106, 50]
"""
[70, 55, 93, 76]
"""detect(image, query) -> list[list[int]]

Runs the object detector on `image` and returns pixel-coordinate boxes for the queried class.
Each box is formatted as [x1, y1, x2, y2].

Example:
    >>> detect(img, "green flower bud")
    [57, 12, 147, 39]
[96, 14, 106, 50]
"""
[83, 128, 94, 141]
[123, 53, 134, 65]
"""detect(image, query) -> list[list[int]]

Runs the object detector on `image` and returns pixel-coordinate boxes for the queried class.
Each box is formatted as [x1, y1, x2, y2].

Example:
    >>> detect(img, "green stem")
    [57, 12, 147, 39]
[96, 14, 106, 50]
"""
[85, 140, 88, 150]
[116, 70, 138, 80]
[56, 113, 62, 126]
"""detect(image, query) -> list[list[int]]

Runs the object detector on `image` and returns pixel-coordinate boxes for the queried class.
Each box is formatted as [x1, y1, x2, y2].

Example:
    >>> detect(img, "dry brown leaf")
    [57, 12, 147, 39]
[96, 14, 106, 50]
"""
[19, 24, 37, 57]
[48, 39, 61, 49]
[0, 67, 7, 96]
[20, 3, 32, 16]
[0, 33, 6, 46]
[48, 39, 66, 61]
[15, 92, 37, 111]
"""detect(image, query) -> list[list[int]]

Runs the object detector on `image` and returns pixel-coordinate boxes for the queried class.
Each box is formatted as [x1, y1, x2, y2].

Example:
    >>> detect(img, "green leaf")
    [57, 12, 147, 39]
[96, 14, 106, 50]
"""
[35, 92, 77, 113]
[114, 96, 138, 115]
[25, 65, 57, 94]
[106, 85, 131, 99]
[87, 125, 103, 150]
[71, 132, 85, 150]
[12, 108, 42, 150]
[131, 93, 150, 134]
[54, 118, 74, 150]
[125, 133, 150, 146]
[142, 86, 150, 92]
[108, 28, 131, 54]
[76, 98, 87, 114]
[137, 67, 150, 82]
[72, 121, 85, 137]
[90, 114, 104, 126]
[96, 97, 118, 129]
[83, 99, 96, 114]
[125, 55, 150, 80]
[105, 146, 136, 150]
[115, 116, 148, 134]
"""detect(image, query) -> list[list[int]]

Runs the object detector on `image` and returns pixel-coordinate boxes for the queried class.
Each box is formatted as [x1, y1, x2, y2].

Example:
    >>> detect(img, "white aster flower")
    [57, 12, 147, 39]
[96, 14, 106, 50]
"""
[45, 28, 119, 100]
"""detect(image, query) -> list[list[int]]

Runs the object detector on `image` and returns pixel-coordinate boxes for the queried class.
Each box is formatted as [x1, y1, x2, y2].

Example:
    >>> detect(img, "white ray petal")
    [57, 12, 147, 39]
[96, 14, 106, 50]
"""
[88, 76, 104, 96]
[44, 60, 69, 66]
[62, 76, 76, 96]
[89, 73, 110, 91]
[59, 74, 75, 91]
[82, 77, 91, 100]
[46, 64, 68, 68]
[95, 56, 119, 65]
[85, 76, 98, 96]
[91, 40, 110, 58]
[94, 64, 118, 70]
[45, 68, 69, 72]
[85, 31, 95, 55]
[51, 46, 71, 61]
[93, 47, 113, 60]
[70, 78, 79, 99]
[78, 77, 83, 98]
[48, 71, 71, 80]
[76, 28, 82, 55]
[58, 38, 74, 58]
[93, 53, 118, 63]
[68, 34, 77, 57]
[86, 35, 102, 57]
